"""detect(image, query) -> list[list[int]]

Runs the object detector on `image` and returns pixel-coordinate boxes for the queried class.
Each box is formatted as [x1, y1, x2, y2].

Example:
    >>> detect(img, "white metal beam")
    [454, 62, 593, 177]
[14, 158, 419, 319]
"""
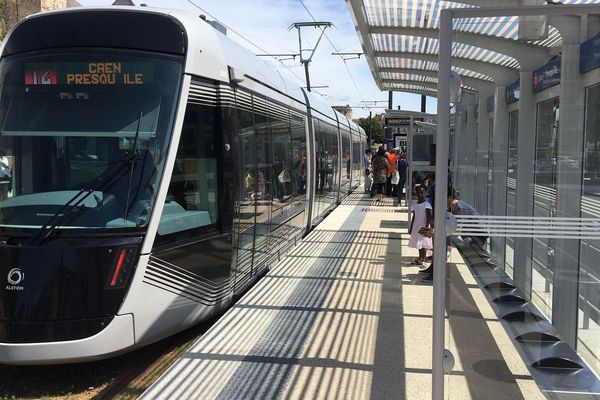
[381, 71, 493, 90]
[374, 50, 518, 83]
[383, 87, 438, 97]
[379, 67, 493, 83]
[368, 25, 549, 66]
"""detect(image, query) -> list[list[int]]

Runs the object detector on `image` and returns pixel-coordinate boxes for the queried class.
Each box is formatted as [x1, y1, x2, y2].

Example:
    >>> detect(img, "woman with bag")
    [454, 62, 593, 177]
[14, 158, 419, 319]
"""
[370, 147, 389, 202]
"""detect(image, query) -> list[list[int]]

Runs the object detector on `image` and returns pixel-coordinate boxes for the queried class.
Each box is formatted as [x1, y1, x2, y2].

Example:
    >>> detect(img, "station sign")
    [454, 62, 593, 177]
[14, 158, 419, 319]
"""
[394, 135, 407, 152]
[24, 62, 154, 86]
[532, 58, 561, 93]
[580, 32, 600, 73]
[386, 117, 411, 125]
[386, 116, 424, 126]
[506, 79, 520, 104]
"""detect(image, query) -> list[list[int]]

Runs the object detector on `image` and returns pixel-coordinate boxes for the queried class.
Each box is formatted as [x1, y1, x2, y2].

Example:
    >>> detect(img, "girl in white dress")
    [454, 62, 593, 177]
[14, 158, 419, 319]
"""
[408, 185, 433, 265]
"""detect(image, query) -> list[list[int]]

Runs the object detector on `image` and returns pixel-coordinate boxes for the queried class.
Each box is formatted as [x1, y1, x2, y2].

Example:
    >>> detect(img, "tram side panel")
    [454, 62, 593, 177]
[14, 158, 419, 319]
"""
[122, 81, 314, 346]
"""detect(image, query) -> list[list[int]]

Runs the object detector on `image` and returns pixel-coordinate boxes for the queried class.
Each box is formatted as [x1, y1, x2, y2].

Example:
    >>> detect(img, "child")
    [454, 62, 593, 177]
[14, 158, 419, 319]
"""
[408, 185, 433, 265]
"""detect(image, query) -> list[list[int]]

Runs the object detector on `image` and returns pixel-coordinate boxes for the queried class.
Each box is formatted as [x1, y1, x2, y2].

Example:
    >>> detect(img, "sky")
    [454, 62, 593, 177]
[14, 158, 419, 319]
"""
[77, 0, 437, 118]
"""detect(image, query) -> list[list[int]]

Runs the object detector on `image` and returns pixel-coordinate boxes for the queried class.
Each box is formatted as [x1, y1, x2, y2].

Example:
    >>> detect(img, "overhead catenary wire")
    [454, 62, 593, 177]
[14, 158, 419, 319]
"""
[186, 0, 375, 113]
[297, 0, 366, 104]
[185, 0, 307, 85]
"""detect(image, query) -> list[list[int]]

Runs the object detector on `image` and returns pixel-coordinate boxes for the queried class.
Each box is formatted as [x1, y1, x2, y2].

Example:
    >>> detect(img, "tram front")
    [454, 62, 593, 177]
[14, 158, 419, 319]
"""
[0, 9, 186, 363]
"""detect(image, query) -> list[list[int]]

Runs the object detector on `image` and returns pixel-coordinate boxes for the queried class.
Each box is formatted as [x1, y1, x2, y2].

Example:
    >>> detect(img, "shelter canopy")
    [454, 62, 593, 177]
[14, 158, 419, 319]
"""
[347, 0, 599, 96]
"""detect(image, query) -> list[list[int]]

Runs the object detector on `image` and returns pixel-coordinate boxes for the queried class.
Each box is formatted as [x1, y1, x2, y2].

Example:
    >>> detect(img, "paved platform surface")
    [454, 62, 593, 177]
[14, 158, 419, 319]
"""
[140, 193, 544, 399]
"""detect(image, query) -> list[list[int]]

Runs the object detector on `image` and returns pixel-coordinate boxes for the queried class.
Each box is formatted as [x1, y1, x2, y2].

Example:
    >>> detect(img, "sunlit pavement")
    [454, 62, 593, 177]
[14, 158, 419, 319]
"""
[140, 193, 543, 400]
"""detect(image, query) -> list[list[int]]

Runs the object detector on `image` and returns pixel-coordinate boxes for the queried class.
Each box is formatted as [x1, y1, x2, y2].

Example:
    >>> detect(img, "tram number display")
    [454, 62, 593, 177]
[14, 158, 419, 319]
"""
[24, 62, 154, 86]
[24, 70, 57, 85]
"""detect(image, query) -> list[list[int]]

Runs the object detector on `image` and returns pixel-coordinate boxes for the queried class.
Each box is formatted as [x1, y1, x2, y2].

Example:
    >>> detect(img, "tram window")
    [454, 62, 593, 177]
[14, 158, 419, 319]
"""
[157, 103, 218, 237]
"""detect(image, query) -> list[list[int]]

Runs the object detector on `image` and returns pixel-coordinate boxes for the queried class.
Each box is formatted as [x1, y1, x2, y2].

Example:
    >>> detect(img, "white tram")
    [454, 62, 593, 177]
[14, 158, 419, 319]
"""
[0, 6, 367, 364]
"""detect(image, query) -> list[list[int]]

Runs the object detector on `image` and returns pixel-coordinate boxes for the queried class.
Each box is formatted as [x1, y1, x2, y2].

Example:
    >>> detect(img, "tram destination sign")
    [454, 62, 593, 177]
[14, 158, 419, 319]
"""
[24, 61, 154, 86]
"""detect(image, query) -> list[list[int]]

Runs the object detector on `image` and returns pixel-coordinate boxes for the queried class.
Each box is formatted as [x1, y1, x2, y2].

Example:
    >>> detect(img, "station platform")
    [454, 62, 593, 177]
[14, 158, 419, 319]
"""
[140, 193, 545, 399]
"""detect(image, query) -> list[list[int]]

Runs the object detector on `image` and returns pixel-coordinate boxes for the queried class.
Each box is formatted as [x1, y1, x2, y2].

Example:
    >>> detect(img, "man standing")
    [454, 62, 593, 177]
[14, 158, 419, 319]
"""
[386, 148, 398, 197]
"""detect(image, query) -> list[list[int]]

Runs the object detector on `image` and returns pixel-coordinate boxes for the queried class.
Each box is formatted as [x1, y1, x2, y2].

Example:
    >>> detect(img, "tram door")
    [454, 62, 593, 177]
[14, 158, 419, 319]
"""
[152, 88, 234, 297]
[232, 89, 277, 292]
[232, 95, 257, 292]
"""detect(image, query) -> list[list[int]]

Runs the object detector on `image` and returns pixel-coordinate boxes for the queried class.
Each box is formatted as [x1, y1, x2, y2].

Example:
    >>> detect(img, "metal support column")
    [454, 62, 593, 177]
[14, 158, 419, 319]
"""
[491, 84, 509, 267]
[460, 92, 478, 205]
[433, 9, 452, 400]
[553, 17, 584, 347]
[514, 70, 536, 296]
[475, 93, 491, 215]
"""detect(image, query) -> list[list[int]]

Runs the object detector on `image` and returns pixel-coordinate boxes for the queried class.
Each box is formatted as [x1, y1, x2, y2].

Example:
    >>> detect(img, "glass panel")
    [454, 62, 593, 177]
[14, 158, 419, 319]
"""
[269, 105, 291, 254]
[341, 129, 351, 193]
[487, 118, 494, 219]
[532, 97, 559, 319]
[157, 104, 218, 236]
[579, 83, 600, 375]
[289, 112, 306, 237]
[351, 131, 362, 190]
[412, 134, 434, 162]
[445, 10, 600, 399]
[233, 103, 255, 287]
[505, 110, 518, 278]
[325, 122, 339, 207]
[0, 51, 182, 231]
[253, 97, 271, 268]
[315, 120, 326, 219]
[271, 110, 291, 205]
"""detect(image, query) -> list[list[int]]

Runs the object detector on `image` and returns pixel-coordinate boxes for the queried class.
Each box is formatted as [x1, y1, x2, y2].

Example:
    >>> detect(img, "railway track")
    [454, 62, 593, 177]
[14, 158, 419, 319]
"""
[0, 317, 217, 400]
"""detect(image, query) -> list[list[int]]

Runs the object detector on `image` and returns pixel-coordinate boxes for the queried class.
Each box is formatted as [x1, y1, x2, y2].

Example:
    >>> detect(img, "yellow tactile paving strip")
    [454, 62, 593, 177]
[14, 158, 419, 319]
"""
[141, 193, 542, 400]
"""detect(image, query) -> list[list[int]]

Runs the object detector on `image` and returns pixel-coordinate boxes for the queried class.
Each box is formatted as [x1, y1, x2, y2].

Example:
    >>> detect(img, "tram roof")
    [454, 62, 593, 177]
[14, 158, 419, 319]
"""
[346, 0, 600, 96]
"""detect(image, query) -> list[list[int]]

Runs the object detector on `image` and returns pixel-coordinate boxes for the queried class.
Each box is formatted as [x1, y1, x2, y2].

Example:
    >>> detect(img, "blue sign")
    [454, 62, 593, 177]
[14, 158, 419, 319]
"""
[506, 79, 520, 104]
[486, 95, 494, 113]
[532, 58, 561, 93]
[580, 32, 600, 73]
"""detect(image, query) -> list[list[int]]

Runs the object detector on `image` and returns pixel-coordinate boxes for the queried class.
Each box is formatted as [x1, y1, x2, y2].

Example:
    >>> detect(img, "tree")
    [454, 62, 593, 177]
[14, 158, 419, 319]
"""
[358, 116, 384, 144]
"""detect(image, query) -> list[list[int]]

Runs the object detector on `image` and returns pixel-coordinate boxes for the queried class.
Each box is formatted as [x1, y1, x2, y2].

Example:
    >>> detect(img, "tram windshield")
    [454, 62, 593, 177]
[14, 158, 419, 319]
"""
[0, 51, 183, 232]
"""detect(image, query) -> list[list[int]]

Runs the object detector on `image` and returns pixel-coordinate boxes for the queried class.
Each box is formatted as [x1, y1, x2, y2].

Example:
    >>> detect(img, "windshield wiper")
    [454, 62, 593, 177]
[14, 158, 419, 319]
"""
[29, 114, 144, 245]
[124, 112, 143, 221]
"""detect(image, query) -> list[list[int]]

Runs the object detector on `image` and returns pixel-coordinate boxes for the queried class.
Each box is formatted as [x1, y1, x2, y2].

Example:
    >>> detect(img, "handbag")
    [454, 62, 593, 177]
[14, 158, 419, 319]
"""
[278, 170, 291, 183]
[391, 170, 399, 185]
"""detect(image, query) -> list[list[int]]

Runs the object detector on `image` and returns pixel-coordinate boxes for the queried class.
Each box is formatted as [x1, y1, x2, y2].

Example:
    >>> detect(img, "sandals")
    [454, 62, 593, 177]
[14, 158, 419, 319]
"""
[410, 258, 423, 265]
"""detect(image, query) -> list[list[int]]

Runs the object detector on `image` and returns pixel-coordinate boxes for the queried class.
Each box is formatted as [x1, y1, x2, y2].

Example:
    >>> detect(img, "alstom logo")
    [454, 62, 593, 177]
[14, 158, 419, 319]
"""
[6, 268, 24, 291]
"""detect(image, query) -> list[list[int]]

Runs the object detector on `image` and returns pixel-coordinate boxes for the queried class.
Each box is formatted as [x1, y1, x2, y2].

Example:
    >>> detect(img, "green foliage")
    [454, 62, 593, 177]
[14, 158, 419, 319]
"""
[358, 116, 384, 144]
